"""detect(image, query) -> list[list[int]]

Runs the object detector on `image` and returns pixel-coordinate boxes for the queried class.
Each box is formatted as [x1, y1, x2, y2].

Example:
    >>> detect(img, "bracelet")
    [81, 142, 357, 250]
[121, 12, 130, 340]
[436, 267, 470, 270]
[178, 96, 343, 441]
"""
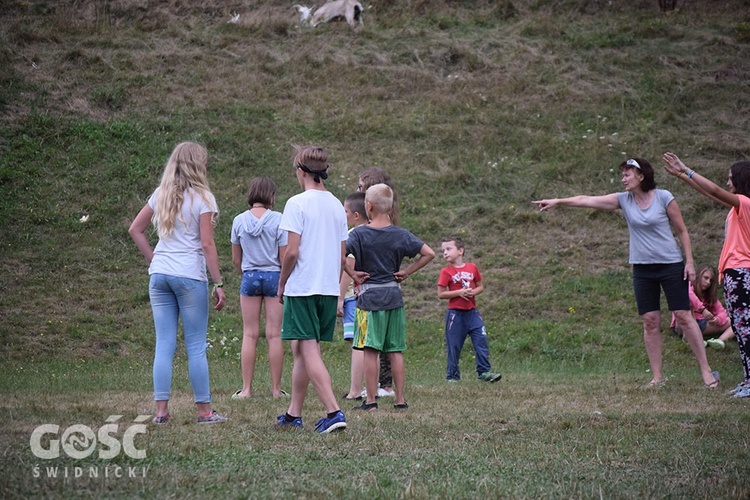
[213, 282, 224, 288]
[687, 169, 695, 179]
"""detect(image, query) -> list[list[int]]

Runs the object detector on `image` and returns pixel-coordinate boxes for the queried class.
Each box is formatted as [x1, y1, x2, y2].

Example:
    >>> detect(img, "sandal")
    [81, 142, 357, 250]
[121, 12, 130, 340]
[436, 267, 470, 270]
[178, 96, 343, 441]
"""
[232, 390, 250, 399]
[393, 403, 409, 410]
[642, 379, 665, 389]
[352, 402, 378, 411]
[342, 392, 363, 401]
[705, 370, 720, 389]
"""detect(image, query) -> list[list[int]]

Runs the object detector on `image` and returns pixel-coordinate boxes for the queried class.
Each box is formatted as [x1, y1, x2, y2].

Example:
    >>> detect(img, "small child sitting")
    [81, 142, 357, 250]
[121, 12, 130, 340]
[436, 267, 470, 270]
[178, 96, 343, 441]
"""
[671, 263, 734, 349]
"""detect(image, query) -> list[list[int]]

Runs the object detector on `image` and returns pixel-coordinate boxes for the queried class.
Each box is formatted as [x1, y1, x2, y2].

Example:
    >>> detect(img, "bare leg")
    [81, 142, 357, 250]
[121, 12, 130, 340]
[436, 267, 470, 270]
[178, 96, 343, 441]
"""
[363, 348, 379, 406]
[718, 325, 735, 343]
[297, 339, 340, 413]
[388, 351, 406, 406]
[674, 309, 716, 385]
[238, 295, 262, 397]
[155, 400, 169, 417]
[346, 347, 364, 398]
[704, 321, 735, 343]
[264, 296, 284, 397]
[286, 340, 309, 417]
[642, 311, 664, 384]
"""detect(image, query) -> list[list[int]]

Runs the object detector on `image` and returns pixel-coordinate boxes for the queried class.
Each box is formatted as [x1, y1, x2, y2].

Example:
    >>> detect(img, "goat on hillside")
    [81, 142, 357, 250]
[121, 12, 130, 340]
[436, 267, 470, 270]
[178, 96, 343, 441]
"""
[310, 0, 364, 28]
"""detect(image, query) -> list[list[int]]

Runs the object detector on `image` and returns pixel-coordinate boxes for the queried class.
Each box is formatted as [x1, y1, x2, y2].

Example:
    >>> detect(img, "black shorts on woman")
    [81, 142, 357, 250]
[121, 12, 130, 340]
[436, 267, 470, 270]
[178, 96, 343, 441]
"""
[632, 262, 690, 315]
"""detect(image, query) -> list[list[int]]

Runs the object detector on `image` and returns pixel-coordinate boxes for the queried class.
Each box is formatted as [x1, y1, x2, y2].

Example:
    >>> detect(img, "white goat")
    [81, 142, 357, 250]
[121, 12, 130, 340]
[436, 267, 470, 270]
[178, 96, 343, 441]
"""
[310, 0, 364, 28]
[292, 5, 314, 24]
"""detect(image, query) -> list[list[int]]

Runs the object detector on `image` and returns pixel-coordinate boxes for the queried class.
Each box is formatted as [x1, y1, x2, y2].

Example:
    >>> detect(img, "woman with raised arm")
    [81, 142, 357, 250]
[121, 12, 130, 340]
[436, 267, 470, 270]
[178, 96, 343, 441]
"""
[533, 157, 719, 388]
[664, 152, 750, 397]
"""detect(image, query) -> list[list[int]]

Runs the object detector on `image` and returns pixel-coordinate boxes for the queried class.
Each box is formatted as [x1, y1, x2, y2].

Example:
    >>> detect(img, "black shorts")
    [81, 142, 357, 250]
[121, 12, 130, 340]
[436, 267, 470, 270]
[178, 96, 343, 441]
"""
[632, 262, 689, 315]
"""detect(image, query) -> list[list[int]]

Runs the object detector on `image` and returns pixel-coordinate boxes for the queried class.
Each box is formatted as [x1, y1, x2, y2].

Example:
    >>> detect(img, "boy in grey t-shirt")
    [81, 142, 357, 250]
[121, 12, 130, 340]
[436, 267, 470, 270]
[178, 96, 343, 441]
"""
[345, 183, 435, 411]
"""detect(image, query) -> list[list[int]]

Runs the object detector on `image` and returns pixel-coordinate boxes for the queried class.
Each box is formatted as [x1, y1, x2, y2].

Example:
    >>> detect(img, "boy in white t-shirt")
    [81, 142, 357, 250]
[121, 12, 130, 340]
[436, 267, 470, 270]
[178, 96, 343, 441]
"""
[276, 145, 348, 433]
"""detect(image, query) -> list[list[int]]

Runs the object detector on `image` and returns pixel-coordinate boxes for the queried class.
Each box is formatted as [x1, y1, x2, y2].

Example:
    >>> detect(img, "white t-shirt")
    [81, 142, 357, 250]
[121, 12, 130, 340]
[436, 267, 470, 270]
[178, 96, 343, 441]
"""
[148, 188, 217, 282]
[279, 190, 348, 297]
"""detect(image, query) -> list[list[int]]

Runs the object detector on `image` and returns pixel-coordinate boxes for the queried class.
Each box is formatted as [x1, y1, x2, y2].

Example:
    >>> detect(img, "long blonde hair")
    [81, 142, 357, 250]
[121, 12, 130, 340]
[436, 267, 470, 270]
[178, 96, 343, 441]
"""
[152, 142, 217, 237]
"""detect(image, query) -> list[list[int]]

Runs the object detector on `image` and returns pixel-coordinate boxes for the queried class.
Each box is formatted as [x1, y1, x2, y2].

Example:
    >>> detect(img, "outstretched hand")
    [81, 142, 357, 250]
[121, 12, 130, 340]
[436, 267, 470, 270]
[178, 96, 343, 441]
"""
[663, 152, 688, 178]
[532, 199, 558, 211]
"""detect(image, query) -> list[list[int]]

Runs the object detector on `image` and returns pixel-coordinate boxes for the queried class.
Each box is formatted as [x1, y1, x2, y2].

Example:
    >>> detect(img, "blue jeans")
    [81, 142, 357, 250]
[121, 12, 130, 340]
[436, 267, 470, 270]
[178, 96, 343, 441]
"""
[445, 308, 491, 380]
[149, 274, 211, 403]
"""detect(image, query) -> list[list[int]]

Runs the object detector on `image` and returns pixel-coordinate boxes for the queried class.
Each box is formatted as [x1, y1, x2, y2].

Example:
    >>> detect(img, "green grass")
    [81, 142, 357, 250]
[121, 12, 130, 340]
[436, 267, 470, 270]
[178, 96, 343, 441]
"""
[2, 0, 750, 497]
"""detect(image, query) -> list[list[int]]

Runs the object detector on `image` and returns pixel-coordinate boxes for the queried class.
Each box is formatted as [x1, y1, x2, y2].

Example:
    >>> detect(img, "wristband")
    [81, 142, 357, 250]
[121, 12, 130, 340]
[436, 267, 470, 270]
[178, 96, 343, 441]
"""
[687, 169, 695, 179]
[213, 282, 224, 288]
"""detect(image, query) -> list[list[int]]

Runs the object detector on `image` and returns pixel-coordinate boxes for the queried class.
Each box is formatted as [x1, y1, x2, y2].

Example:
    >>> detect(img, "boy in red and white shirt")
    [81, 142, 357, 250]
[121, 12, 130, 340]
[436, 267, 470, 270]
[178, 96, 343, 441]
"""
[437, 237, 502, 383]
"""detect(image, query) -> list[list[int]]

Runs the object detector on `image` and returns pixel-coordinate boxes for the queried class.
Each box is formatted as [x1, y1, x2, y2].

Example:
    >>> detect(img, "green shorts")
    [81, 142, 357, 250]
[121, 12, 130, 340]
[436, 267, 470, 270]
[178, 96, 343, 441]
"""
[353, 307, 406, 352]
[281, 295, 338, 342]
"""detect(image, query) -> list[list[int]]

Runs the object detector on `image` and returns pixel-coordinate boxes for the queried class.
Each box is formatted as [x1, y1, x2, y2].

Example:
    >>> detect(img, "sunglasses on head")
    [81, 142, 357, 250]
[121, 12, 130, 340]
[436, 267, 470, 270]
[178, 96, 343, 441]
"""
[626, 159, 641, 170]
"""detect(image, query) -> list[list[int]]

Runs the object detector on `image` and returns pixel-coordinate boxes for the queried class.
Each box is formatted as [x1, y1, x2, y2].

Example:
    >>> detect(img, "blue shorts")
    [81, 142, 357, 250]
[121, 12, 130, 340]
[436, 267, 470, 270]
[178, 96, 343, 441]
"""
[342, 296, 356, 341]
[240, 270, 280, 297]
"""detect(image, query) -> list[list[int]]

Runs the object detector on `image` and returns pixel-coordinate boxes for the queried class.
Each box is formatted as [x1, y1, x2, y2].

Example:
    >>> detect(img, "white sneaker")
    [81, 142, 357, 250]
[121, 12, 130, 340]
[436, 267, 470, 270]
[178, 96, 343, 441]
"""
[377, 387, 395, 397]
[707, 338, 725, 350]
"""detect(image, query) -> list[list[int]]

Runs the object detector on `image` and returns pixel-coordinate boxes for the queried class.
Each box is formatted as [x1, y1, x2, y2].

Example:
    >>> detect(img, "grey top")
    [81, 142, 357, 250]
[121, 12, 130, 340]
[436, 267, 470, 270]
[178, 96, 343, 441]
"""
[230, 209, 288, 272]
[346, 225, 424, 311]
[616, 189, 683, 265]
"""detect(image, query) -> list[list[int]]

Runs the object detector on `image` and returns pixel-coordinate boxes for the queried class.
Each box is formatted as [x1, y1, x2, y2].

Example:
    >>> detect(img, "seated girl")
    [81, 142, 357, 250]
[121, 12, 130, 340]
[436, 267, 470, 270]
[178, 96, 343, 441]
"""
[672, 263, 734, 349]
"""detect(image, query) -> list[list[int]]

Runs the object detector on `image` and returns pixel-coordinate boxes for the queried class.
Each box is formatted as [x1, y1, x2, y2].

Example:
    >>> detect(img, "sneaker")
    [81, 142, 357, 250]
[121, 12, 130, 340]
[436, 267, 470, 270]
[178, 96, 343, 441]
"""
[478, 372, 502, 383]
[377, 387, 395, 397]
[360, 387, 382, 399]
[275, 414, 303, 428]
[197, 411, 228, 424]
[707, 338, 726, 350]
[314, 411, 347, 434]
[727, 381, 749, 396]
[733, 386, 750, 399]
[152, 414, 169, 425]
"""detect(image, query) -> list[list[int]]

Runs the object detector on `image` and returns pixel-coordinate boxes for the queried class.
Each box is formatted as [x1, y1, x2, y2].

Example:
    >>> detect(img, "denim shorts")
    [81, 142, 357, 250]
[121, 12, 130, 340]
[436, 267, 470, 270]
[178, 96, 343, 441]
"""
[240, 270, 280, 297]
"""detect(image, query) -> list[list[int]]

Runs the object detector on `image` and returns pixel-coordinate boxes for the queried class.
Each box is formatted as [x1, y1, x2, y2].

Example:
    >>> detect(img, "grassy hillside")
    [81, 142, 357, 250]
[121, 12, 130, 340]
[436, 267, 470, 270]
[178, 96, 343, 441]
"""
[2, 0, 749, 361]
[1, 1, 750, 496]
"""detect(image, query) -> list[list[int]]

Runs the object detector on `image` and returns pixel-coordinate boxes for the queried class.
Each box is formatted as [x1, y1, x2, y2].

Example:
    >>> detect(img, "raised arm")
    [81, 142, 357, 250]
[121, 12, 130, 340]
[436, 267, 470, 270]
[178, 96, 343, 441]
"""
[663, 152, 738, 208]
[532, 193, 620, 212]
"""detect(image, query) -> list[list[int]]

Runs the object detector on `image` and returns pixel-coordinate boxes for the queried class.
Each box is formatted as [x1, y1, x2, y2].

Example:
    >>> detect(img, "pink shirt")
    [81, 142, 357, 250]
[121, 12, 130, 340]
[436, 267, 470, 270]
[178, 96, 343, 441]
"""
[670, 282, 729, 327]
[719, 194, 750, 276]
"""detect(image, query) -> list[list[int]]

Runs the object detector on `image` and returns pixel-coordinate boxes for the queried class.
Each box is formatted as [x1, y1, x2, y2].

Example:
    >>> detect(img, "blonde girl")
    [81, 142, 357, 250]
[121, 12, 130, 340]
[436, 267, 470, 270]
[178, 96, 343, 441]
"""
[129, 142, 227, 424]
